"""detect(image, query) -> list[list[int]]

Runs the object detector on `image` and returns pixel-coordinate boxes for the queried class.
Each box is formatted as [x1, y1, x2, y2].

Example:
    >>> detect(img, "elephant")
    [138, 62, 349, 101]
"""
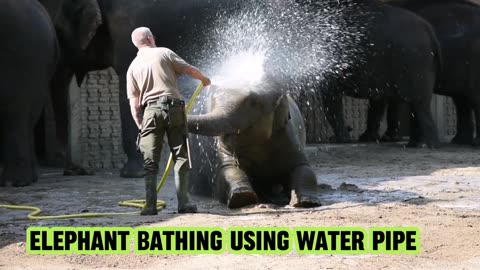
[0, 0, 59, 186]
[358, 99, 408, 142]
[365, 0, 480, 146]
[319, 0, 441, 148]
[186, 78, 320, 208]
[38, 0, 252, 178]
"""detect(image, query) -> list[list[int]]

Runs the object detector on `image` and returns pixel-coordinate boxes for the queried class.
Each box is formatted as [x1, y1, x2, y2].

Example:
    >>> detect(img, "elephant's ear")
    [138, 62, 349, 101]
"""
[74, 0, 103, 51]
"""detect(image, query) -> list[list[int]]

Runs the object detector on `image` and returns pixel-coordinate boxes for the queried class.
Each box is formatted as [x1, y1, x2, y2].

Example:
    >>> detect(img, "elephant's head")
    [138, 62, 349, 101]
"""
[187, 79, 290, 139]
[39, 0, 111, 84]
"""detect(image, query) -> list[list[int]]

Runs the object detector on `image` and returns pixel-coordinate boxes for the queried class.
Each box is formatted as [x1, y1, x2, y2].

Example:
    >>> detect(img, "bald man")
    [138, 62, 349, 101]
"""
[127, 27, 210, 215]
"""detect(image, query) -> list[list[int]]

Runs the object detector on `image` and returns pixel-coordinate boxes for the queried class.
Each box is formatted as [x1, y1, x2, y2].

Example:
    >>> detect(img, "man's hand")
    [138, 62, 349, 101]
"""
[202, 77, 211, 86]
[129, 97, 143, 130]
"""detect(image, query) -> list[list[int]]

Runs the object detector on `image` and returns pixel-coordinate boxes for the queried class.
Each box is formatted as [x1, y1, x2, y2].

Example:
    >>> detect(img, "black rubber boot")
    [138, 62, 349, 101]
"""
[141, 175, 158, 215]
[175, 170, 197, 213]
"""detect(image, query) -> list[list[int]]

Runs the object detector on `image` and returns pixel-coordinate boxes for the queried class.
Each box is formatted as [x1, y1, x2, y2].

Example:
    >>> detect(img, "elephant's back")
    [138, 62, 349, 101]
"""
[377, 5, 435, 47]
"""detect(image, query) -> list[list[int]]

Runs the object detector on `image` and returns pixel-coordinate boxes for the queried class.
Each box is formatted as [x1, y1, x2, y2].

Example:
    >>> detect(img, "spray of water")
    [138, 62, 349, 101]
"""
[191, 0, 371, 93]
[185, 0, 373, 184]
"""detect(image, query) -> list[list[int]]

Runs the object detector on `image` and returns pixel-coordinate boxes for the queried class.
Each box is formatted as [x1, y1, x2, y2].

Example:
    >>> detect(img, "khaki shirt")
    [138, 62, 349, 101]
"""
[126, 47, 191, 105]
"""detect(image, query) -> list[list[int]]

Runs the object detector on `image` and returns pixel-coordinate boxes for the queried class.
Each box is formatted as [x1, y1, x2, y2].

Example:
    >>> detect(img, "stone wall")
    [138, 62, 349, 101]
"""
[76, 68, 126, 169]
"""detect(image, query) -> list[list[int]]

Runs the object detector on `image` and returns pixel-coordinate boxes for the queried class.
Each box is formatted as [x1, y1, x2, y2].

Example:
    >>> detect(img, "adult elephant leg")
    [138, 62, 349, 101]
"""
[118, 75, 144, 178]
[451, 97, 474, 145]
[382, 99, 403, 142]
[322, 94, 352, 143]
[1, 111, 37, 186]
[408, 98, 439, 148]
[384, 101, 403, 141]
[216, 152, 257, 208]
[471, 97, 480, 146]
[50, 66, 71, 162]
[359, 98, 386, 142]
[406, 104, 421, 147]
[288, 164, 321, 208]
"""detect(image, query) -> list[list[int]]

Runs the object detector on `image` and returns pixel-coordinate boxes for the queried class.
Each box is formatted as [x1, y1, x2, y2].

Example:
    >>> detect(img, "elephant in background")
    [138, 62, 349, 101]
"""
[359, 99, 409, 142]
[0, 0, 59, 186]
[187, 78, 320, 208]
[38, 0, 248, 178]
[366, 0, 480, 146]
[319, 0, 440, 147]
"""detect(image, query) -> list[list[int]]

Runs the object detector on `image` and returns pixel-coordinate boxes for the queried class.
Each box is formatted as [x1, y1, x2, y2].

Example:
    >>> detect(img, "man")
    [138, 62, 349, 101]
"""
[127, 27, 211, 215]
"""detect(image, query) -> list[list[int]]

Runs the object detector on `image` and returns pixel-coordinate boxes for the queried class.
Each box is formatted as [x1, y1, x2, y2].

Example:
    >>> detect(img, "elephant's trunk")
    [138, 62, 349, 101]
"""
[187, 110, 241, 137]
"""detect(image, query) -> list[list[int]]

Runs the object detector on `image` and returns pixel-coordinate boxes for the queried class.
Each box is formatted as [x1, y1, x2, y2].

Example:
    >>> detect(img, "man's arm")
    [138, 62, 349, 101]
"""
[126, 68, 143, 129]
[129, 97, 143, 129]
[169, 49, 211, 86]
[184, 66, 211, 86]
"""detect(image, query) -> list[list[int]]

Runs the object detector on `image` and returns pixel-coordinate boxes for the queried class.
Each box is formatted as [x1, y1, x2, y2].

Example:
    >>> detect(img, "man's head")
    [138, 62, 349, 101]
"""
[131, 27, 156, 48]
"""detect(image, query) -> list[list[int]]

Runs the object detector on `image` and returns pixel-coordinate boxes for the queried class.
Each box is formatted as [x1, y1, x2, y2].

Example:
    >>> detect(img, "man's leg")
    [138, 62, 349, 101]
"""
[138, 108, 165, 215]
[166, 105, 197, 213]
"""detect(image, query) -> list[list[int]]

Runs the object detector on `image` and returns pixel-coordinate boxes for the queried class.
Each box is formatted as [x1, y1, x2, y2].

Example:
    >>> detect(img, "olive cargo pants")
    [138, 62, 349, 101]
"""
[138, 103, 189, 175]
[137, 100, 195, 214]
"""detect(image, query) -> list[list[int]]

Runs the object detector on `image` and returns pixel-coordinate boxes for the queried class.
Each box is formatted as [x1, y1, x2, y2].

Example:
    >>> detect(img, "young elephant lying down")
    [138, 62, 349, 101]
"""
[187, 79, 321, 208]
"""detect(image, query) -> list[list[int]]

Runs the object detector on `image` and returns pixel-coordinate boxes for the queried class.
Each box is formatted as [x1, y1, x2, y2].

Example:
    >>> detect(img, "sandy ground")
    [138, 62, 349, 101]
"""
[1, 143, 479, 270]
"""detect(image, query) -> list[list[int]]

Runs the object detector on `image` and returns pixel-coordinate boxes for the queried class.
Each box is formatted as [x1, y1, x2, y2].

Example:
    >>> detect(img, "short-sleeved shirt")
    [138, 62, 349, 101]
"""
[126, 47, 191, 105]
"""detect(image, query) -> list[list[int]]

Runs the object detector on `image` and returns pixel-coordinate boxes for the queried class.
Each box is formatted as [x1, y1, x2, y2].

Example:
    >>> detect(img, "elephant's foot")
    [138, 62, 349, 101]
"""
[120, 159, 144, 178]
[381, 134, 402, 142]
[289, 190, 321, 208]
[406, 139, 437, 149]
[178, 204, 198, 213]
[381, 129, 402, 142]
[451, 134, 474, 145]
[140, 207, 158, 216]
[64, 164, 94, 176]
[227, 187, 258, 209]
[472, 137, 480, 147]
[358, 130, 381, 142]
[2, 164, 37, 187]
[329, 126, 353, 143]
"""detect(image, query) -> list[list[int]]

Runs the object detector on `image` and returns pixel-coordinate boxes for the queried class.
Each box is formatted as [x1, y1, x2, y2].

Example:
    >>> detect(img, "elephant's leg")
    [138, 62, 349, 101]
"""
[469, 39, 480, 146]
[50, 67, 70, 162]
[118, 75, 144, 178]
[406, 106, 421, 147]
[382, 100, 403, 142]
[49, 67, 91, 175]
[359, 98, 386, 142]
[407, 99, 439, 148]
[288, 164, 321, 208]
[215, 153, 258, 208]
[322, 94, 352, 143]
[1, 112, 37, 186]
[451, 97, 474, 145]
[471, 97, 480, 146]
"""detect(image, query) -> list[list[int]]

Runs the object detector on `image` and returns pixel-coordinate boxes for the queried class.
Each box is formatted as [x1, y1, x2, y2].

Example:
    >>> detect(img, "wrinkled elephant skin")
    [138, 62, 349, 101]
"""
[187, 80, 320, 208]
